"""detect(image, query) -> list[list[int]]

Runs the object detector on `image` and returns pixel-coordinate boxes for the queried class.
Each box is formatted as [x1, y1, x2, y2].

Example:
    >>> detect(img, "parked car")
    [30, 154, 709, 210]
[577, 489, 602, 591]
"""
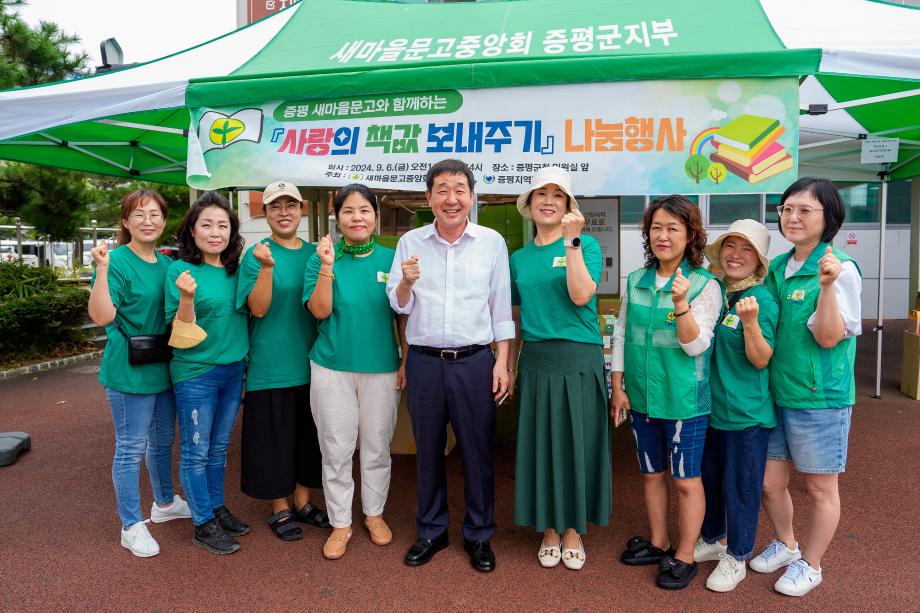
[0, 246, 39, 267]
[156, 245, 180, 260]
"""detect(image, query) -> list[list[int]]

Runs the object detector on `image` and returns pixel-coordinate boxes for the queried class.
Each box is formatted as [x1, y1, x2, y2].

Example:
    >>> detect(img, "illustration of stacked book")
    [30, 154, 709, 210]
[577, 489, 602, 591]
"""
[710, 115, 792, 184]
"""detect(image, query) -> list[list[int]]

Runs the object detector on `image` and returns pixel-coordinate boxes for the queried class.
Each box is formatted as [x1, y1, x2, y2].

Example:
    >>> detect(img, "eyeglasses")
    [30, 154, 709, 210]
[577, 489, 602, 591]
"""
[129, 212, 164, 222]
[266, 201, 301, 214]
[776, 205, 823, 219]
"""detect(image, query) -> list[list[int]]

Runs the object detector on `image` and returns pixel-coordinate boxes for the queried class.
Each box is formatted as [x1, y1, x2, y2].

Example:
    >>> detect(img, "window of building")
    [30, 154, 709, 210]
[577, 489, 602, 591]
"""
[619, 196, 645, 225]
[709, 194, 761, 225]
[765, 193, 782, 226]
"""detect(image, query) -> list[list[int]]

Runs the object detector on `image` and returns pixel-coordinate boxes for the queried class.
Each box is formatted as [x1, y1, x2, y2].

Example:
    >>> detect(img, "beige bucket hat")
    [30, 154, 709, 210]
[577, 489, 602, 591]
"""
[704, 218, 771, 277]
[515, 166, 579, 219]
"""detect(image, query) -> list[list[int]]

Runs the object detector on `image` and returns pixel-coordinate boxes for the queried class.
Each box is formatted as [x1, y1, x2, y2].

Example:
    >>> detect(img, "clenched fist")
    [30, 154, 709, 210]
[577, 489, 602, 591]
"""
[90, 243, 109, 268]
[671, 267, 690, 305]
[735, 295, 759, 326]
[176, 270, 197, 299]
[561, 209, 585, 240]
[253, 241, 274, 268]
[818, 246, 842, 287]
[401, 255, 420, 286]
[317, 234, 335, 267]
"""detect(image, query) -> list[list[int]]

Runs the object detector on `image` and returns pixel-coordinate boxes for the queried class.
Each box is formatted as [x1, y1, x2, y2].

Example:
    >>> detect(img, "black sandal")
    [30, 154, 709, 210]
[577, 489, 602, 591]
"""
[268, 509, 303, 541]
[294, 502, 331, 528]
[620, 536, 676, 566]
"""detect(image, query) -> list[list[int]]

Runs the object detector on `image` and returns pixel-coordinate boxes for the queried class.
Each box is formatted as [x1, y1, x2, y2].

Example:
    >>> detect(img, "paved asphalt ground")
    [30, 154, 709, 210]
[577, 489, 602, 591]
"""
[1, 321, 918, 612]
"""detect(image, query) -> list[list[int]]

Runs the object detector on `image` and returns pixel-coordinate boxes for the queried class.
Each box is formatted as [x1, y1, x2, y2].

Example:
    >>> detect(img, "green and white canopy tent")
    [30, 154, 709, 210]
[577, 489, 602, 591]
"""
[0, 0, 918, 395]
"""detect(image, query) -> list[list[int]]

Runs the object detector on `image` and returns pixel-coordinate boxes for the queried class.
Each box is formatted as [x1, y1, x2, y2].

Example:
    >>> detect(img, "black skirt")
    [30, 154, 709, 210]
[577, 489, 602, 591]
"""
[240, 384, 323, 499]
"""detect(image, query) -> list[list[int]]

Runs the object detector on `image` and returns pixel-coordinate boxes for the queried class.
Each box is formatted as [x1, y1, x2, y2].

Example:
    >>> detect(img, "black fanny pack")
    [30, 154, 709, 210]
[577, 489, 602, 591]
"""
[112, 320, 173, 365]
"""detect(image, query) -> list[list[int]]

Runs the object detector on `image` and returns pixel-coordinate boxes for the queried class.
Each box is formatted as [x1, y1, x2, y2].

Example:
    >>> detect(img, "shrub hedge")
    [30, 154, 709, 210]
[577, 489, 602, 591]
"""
[0, 285, 89, 363]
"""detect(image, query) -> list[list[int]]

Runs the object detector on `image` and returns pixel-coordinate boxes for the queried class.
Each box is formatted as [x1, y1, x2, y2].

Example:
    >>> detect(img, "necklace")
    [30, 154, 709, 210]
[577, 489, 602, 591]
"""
[335, 237, 375, 259]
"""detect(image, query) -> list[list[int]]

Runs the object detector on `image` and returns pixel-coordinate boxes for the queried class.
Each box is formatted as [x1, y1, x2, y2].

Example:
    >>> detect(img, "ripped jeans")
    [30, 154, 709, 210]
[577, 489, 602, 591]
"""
[174, 361, 245, 526]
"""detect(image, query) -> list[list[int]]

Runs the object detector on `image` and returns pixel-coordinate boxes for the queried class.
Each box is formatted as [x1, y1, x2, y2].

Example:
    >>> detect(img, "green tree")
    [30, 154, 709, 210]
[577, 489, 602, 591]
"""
[0, 1, 92, 237]
[0, 0, 87, 89]
[684, 155, 710, 184]
[707, 162, 728, 184]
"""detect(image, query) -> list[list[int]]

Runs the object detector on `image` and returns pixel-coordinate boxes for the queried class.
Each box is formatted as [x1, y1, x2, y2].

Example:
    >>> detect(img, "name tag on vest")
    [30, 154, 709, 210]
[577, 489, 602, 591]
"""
[721, 313, 740, 329]
[552, 256, 567, 268]
[376, 271, 389, 283]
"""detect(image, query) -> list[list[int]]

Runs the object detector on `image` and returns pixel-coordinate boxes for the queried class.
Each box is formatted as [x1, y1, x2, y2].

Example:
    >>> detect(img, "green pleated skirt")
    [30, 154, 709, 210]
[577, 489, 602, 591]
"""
[514, 340, 612, 534]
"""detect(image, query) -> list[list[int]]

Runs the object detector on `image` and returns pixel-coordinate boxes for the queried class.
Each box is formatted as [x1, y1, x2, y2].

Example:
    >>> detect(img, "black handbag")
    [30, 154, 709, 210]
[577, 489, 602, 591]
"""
[112, 319, 173, 365]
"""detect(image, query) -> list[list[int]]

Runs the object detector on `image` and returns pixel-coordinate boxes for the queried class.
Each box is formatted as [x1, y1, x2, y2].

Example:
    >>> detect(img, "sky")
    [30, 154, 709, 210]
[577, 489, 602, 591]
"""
[16, 0, 239, 68]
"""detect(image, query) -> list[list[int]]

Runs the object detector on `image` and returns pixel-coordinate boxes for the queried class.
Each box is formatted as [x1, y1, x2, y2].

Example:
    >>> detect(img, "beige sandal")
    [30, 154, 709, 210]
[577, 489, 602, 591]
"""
[322, 528, 352, 560]
[364, 516, 392, 546]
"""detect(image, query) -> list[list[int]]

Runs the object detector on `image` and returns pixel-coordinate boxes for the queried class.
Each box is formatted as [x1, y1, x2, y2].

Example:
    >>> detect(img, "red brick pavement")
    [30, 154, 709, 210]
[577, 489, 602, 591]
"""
[0, 321, 917, 612]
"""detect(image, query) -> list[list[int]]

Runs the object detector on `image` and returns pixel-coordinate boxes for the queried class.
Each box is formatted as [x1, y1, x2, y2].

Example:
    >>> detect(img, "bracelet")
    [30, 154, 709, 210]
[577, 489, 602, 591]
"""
[318, 270, 334, 279]
[674, 306, 691, 318]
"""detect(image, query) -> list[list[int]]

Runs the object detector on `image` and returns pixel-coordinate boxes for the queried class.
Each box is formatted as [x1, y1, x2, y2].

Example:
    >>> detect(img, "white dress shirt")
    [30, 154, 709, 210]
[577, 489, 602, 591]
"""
[387, 221, 515, 347]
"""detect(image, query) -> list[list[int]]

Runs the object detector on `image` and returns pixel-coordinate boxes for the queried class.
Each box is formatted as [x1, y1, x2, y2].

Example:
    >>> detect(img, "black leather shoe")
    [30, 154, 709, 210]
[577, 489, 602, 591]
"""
[464, 539, 496, 572]
[404, 532, 449, 566]
[620, 536, 675, 566]
[213, 505, 250, 536]
[656, 556, 699, 589]
[193, 519, 240, 555]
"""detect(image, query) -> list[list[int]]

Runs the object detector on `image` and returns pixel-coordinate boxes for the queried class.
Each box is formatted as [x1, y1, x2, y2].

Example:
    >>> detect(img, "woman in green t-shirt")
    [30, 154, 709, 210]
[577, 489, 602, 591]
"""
[236, 181, 328, 542]
[88, 189, 191, 558]
[304, 183, 402, 560]
[695, 219, 779, 592]
[165, 191, 249, 556]
[508, 166, 610, 571]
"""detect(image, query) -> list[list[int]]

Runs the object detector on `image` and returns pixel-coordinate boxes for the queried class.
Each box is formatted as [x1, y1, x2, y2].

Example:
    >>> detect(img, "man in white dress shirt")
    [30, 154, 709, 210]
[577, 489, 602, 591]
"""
[387, 159, 514, 572]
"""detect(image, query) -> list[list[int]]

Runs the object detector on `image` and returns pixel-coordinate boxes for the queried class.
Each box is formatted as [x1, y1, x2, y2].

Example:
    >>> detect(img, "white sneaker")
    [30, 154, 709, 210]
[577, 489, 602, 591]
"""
[694, 537, 727, 562]
[749, 539, 801, 573]
[774, 558, 822, 596]
[150, 495, 192, 523]
[120, 521, 160, 557]
[706, 552, 746, 592]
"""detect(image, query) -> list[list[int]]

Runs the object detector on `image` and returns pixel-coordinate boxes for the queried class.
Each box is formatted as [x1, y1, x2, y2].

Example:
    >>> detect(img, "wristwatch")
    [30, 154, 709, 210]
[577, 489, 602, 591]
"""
[563, 236, 582, 249]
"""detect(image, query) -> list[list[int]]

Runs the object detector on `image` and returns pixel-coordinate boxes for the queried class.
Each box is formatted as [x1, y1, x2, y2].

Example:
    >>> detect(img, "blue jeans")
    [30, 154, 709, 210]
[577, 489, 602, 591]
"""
[630, 412, 709, 479]
[174, 361, 246, 526]
[768, 406, 852, 474]
[106, 388, 177, 529]
[700, 425, 772, 560]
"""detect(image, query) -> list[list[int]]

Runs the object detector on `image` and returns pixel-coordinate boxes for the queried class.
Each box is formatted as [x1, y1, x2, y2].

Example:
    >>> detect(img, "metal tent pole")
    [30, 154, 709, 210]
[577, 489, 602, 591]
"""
[873, 170, 889, 399]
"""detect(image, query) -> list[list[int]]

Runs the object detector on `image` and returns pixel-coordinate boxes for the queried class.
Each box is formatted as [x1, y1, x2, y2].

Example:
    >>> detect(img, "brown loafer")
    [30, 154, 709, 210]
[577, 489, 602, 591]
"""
[364, 516, 392, 546]
[322, 528, 352, 560]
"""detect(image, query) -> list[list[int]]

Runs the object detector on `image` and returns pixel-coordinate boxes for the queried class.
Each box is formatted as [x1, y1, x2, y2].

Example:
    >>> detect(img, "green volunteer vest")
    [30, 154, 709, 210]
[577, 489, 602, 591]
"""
[624, 261, 720, 420]
[766, 243, 861, 409]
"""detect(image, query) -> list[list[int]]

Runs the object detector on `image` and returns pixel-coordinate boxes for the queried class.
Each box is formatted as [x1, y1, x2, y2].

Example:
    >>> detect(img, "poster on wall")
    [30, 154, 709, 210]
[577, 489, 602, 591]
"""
[248, 0, 299, 22]
[577, 198, 620, 295]
[188, 77, 799, 195]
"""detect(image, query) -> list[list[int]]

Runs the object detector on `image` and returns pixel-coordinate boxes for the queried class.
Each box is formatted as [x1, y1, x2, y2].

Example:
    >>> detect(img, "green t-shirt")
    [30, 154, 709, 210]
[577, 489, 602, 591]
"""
[510, 234, 603, 345]
[709, 284, 780, 430]
[93, 246, 172, 394]
[303, 246, 400, 373]
[236, 237, 318, 391]
[165, 259, 249, 384]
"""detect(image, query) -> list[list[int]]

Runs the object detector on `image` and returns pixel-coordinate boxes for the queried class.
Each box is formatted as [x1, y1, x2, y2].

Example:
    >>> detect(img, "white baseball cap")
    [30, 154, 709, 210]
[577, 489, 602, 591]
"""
[262, 181, 302, 204]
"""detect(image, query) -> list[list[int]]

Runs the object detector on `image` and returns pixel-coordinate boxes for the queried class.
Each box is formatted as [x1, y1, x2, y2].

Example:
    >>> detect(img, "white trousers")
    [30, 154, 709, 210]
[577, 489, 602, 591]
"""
[309, 361, 399, 528]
